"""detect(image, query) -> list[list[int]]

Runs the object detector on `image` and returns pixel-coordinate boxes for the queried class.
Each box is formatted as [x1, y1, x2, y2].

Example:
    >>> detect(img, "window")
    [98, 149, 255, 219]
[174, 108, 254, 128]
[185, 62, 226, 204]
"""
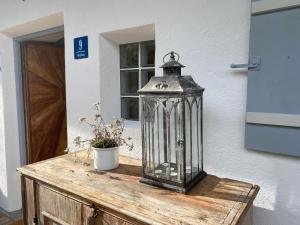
[120, 40, 155, 120]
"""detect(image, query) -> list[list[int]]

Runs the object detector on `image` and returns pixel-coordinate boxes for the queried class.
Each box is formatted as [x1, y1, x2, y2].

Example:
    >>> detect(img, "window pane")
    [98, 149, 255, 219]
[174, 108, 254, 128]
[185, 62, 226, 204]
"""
[141, 69, 155, 88]
[141, 41, 155, 67]
[121, 97, 139, 120]
[120, 43, 139, 68]
[120, 70, 139, 96]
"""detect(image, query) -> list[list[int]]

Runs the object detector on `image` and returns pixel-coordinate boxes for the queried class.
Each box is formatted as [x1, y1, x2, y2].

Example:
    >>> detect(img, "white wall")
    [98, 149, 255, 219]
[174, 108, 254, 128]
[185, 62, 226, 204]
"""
[0, 0, 299, 224]
[0, 49, 8, 208]
[0, 34, 22, 211]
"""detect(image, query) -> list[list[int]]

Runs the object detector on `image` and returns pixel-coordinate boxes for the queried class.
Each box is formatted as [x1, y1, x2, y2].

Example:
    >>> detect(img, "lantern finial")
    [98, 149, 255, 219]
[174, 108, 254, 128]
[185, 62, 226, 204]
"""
[169, 51, 176, 60]
[160, 51, 185, 76]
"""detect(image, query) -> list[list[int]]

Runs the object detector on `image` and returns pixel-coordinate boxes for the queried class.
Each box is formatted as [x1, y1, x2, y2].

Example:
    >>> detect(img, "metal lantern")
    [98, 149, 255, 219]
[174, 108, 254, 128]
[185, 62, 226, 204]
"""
[138, 51, 206, 193]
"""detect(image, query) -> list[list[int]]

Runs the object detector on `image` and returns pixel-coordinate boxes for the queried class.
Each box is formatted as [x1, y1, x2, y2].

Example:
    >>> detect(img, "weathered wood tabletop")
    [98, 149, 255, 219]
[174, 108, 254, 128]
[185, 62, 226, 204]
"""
[18, 150, 259, 225]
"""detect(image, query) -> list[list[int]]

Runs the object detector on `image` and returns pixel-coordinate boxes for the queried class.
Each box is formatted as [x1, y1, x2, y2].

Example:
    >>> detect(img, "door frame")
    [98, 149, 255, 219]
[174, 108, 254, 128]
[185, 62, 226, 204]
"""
[13, 25, 64, 165]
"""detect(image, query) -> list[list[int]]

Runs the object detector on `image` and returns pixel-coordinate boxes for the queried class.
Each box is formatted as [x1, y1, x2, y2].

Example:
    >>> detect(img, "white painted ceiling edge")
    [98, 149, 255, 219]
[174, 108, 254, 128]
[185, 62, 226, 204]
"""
[1, 12, 64, 38]
[101, 24, 155, 44]
[252, 0, 300, 14]
[29, 32, 64, 43]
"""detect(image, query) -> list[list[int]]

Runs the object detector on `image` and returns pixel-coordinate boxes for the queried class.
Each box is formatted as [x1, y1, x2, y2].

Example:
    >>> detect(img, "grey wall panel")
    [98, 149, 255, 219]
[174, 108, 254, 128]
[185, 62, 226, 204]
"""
[247, 8, 300, 115]
[245, 124, 300, 157]
[246, 7, 300, 157]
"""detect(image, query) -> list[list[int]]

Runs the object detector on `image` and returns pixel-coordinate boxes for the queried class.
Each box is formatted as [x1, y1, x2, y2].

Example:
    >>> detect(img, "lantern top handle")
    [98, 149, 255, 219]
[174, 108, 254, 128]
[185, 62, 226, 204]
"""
[160, 51, 185, 76]
[163, 51, 180, 63]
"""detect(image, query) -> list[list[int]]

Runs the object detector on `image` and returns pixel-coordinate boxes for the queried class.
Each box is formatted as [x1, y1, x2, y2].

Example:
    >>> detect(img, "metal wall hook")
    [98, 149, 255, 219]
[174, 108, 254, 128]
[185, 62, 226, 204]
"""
[231, 63, 258, 69]
[231, 56, 261, 71]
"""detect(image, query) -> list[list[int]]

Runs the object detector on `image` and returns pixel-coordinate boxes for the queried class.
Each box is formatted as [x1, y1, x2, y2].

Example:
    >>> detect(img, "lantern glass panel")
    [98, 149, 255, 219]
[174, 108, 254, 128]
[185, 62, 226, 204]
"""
[198, 97, 203, 172]
[184, 96, 203, 183]
[142, 97, 185, 184]
[185, 98, 191, 183]
[191, 98, 199, 176]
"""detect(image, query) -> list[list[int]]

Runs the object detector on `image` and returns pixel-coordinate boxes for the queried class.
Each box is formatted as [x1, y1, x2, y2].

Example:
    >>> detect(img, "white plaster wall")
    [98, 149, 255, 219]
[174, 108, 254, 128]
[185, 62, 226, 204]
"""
[0, 34, 22, 211]
[0, 0, 299, 224]
[0, 49, 9, 208]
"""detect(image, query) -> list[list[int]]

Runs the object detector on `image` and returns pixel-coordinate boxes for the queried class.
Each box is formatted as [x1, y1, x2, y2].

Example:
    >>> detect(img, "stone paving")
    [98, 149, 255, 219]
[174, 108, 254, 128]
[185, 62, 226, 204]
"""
[0, 207, 22, 225]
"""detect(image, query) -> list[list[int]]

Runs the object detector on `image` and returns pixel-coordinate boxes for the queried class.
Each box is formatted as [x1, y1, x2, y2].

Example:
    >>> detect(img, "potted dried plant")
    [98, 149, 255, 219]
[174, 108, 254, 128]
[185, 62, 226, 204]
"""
[73, 103, 133, 170]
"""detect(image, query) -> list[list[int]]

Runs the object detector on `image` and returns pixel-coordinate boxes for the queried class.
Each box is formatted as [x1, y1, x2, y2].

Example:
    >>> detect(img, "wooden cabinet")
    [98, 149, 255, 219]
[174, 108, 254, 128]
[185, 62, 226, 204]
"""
[18, 151, 259, 225]
[21, 177, 132, 225]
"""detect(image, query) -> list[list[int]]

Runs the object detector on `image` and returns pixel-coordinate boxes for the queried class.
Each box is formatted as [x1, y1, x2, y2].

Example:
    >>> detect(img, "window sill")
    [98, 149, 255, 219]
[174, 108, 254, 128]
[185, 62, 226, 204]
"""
[124, 120, 141, 129]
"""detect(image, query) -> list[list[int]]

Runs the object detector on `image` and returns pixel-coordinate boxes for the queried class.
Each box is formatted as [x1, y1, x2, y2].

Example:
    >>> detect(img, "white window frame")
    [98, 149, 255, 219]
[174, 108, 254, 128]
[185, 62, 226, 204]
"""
[120, 41, 155, 121]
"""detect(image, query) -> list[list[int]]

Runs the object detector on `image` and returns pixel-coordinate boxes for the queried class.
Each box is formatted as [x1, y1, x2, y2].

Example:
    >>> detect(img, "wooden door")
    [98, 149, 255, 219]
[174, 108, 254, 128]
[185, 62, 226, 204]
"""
[22, 42, 67, 164]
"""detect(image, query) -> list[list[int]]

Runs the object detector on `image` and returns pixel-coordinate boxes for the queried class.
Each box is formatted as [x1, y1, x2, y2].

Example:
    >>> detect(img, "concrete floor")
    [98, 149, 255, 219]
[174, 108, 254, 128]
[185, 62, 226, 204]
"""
[0, 208, 22, 225]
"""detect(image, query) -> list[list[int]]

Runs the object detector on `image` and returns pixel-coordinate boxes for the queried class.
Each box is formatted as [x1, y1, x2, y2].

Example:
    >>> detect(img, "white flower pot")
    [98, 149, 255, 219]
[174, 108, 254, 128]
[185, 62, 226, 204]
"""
[93, 146, 119, 170]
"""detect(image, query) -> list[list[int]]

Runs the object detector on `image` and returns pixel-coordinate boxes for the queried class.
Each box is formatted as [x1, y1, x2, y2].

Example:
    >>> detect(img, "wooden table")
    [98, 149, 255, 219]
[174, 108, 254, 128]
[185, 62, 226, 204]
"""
[18, 150, 259, 225]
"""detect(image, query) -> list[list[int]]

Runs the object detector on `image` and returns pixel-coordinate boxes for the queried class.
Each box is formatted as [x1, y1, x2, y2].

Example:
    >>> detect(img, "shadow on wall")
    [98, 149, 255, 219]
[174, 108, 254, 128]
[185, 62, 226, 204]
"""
[0, 187, 8, 210]
[253, 205, 298, 225]
[253, 161, 300, 225]
[254, 207, 280, 225]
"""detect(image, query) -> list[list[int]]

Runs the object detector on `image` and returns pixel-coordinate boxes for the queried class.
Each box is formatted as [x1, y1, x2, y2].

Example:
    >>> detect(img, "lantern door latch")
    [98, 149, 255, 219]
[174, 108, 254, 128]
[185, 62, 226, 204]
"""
[230, 56, 261, 71]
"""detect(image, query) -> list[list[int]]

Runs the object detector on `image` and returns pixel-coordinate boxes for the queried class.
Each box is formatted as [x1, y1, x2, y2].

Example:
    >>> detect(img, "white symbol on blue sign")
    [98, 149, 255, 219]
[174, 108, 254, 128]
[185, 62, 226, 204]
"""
[74, 36, 88, 59]
[78, 39, 83, 51]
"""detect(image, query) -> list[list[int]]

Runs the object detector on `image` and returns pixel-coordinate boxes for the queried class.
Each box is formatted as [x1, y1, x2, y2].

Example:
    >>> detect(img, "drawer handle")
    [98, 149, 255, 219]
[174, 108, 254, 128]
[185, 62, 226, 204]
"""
[87, 204, 101, 225]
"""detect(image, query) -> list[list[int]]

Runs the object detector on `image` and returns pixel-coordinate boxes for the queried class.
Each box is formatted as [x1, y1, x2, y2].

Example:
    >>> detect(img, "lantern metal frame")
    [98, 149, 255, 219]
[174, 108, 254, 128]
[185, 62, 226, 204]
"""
[138, 51, 207, 194]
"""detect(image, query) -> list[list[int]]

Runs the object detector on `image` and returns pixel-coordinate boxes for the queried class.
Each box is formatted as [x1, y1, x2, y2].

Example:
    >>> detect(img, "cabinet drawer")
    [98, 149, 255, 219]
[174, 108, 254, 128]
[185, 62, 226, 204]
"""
[38, 185, 134, 225]
[38, 185, 82, 225]
[82, 205, 134, 225]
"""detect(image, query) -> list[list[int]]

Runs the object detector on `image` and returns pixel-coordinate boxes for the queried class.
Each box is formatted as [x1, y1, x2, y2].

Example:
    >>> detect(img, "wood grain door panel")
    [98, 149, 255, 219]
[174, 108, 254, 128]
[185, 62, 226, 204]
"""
[22, 42, 67, 163]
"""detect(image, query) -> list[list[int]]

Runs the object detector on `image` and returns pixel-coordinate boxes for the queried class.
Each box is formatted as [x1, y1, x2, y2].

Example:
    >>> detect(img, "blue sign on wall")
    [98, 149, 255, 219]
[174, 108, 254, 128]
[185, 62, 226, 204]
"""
[74, 36, 88, 59]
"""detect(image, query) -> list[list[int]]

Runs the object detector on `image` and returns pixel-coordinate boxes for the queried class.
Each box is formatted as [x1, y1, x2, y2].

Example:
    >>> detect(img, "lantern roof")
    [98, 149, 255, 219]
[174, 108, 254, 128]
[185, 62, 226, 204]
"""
[138, 75, 204, 95]
[138, 51, 204, 96]
[160, 51, 186, 70]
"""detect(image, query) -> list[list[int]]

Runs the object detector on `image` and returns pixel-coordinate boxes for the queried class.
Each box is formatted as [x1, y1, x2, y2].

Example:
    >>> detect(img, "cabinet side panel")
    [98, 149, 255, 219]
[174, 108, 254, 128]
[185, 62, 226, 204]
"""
[238, 206, 253, 225]
[22, 176, 36, 225]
